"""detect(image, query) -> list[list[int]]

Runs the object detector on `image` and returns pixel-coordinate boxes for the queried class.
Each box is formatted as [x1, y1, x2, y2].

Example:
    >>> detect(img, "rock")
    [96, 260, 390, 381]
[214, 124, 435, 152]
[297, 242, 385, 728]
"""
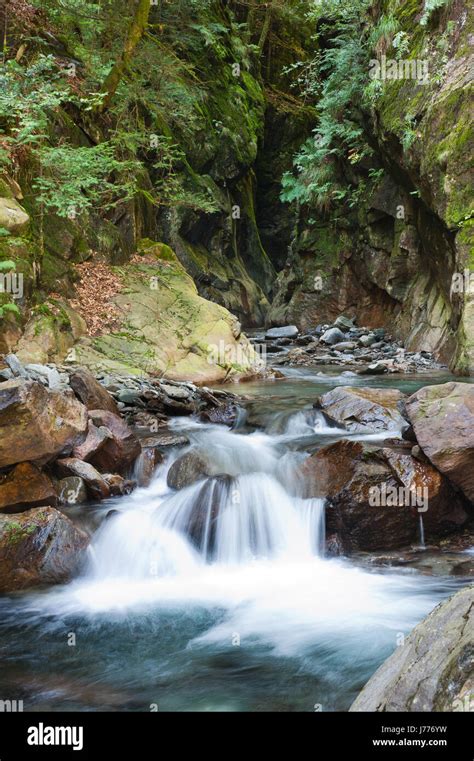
[69, 368, 119, 413]
[332, 341, 357, 351]
[350, 585, 474, 712]
[179, 475, 233, 557]
[87, 410, 141, 473]
[73, 421, 112, 462]
[406, 383, 474, 503]
[0, 463, 57, 513]
[56, 458, 110, 500]
[0, 379, 88, 469]
[58, 477, 88, 506]
[315, 386, 408, 433]
[160, 384, 191, 400]
[358, 361, 389, 375]
[300, 440, 470, 552]
[141, 432, 189, 449]
[265, 325, 299, 339]
[116, 389, 144, 406]
[15, 302, 87, 365]
[358, 334, 376, 347]
[167, 451, 212, 490]
[199, 401, 240, 426]
[133, 447, 162, 488]
[334, 315, 355, 331]
[382, 448, 471, 538]
[0, 507, 89, 593]
[320, 327, 346, 345]
[4, 354, 27, 377]
[0, 196, 29, 234]
[24, 364, 63, 390]
[103, 474, 135, 496]
[72, 246, 264, 384]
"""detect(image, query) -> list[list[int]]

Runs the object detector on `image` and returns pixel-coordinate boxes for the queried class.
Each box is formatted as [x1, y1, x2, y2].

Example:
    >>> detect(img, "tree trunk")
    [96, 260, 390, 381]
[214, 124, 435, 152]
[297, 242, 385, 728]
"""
[99, 0, 151, 112]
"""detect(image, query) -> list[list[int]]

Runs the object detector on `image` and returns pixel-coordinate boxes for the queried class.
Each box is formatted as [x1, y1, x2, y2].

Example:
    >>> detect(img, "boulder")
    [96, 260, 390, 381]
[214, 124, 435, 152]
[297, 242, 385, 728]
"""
[179, 475, 232, 557]
[0, 197, 29, 234]
[56, 458, 110, 500]
[103, 474, 135, 496]
[320, 327, 346, 345]
[0, 507, 89, 593]
[350, 585, 474, 712]
[406, 383, 474, 502]
[72, 249, 264, 384]
[167, 451, 212, 490]
[265, 325, 299, 339]
[58, 477, 88, 506]
[300, 440, 471, 552]
[73, 421, 112, 462]
[87, 410, 141, 472]
[69, 368, 119, 413]
[0, 462, 57, 513]
[0, 379, 88, 468]
[315, 386, 408, 433]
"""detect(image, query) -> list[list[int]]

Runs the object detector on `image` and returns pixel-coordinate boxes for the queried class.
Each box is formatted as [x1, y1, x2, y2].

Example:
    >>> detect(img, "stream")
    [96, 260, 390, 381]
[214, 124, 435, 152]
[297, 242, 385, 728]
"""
[0, 367, 472, 712]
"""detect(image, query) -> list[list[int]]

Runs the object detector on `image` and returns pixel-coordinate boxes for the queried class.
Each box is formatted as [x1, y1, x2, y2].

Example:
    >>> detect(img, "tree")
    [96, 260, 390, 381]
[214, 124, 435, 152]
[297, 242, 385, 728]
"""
[99, 0, 151, 112]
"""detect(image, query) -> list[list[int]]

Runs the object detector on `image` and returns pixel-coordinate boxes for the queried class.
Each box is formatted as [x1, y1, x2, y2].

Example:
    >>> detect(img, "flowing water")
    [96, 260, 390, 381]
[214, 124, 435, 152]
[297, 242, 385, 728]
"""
[0, 367, 472, 712]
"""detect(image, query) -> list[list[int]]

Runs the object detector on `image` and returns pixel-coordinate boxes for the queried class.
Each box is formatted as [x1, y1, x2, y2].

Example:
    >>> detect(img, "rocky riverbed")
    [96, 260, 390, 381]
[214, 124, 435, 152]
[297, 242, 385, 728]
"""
[250, 317, 445, 374]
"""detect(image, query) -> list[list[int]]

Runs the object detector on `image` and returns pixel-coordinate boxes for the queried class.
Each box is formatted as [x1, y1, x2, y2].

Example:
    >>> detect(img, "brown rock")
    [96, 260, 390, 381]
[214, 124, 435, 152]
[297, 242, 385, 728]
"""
[87, 410, 141, 472]
[406, 382, 474, 503]
[56, 458, 110, 500]
[0, 507, 89, 593]
[73, 421, 112, 462]
[167, 450, 212, 490]
[69, 368, 118, 413]
[301, 440, 470, 553]
[0, 462, 57, 514]
[103, 474, 135, 496]
[0, 379, 88, 468]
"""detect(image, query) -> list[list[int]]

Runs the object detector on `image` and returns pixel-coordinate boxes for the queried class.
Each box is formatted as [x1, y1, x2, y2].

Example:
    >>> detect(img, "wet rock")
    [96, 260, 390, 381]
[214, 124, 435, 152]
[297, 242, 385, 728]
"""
[133, 447, 162, 488]
[199, 401, 240, 426]
[167, 451, 212, 490]
[69, 368, 119, 413]
[265, 325, 299, 339]
[320, 327, 346, 345]
[350, 585, 474, 712]
[0, 379, 88, 468]
[0, 507, 89, 593]
[58, 477, 88, 506]
[0, 463, 57, 513]
[181, 475, 233, 556]
[87, 410, 141, 473]
[406, 382, 474, 503]
[301, 440, 470, 553]
[56, 458, 110, 500]
[103, 474, 135, 496]
[314, 386, 408, 433]
[141, 432, 190, 449]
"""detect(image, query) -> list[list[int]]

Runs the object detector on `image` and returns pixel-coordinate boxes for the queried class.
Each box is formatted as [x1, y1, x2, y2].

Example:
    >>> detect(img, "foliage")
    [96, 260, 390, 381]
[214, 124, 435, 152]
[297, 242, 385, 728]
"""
[281, 0, 373, 211]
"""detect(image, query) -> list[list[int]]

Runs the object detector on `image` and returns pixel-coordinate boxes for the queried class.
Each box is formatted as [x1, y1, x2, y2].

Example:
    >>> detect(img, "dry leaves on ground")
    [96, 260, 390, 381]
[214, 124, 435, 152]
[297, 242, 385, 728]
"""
[70, 259, 123, 336]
